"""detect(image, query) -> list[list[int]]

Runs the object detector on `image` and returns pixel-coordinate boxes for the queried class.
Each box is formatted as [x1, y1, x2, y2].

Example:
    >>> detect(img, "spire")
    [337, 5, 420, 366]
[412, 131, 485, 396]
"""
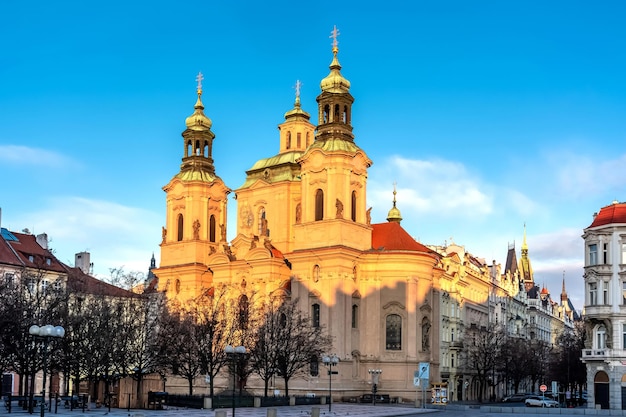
[284, 80, 311, 120]
[386, 182, 403, 223]
[561, 272, 568, 302]
[521, 222, 528, 256]
[320, 25, 351, 94]
[178, 72, 218, 179]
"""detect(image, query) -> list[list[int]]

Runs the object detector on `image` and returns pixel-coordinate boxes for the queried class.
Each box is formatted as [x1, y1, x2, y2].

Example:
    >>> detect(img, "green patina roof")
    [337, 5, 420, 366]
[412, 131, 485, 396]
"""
[175, 169, 219, 182]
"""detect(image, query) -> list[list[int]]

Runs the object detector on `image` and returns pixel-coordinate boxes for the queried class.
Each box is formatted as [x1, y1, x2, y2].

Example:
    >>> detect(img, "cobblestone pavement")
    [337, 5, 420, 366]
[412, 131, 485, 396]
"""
[1, 403, 439, 417]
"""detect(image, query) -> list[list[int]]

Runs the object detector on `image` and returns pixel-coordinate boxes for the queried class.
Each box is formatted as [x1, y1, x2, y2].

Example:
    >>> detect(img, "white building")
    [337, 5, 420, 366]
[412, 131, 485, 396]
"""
[582, 201, 626, 410]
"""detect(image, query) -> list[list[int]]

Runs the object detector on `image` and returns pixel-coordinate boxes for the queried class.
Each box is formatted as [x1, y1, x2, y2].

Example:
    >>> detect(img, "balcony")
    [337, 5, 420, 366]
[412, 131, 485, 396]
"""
[582, 349, 610, 360]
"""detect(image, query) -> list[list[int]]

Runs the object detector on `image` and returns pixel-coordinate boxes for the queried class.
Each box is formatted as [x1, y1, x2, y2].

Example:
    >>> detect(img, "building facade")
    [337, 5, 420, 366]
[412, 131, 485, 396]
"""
[151, 29, 578, 402]
[582, 201, 626, 410]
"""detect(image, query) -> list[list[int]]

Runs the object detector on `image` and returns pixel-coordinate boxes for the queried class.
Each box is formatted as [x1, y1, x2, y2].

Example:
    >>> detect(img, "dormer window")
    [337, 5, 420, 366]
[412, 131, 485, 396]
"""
[28, 255, 34, 263]
[46, 258, 51, 265]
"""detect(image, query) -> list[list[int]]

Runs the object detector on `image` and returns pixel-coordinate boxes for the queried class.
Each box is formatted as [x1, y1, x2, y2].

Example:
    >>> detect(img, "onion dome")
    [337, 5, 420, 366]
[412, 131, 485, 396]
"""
[386, 185, 403, 223]
[185, 76, 212, 130]
[284, 80, 310, 120]
[320, 26, 351, 93]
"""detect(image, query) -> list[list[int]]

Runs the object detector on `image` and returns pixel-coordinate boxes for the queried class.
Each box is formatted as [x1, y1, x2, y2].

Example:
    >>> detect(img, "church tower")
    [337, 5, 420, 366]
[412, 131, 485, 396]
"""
[156, 73, 231, 302]
[519, 224, 535, 292]
[293, 26, 373, 251]
[234, 81, 315, 254]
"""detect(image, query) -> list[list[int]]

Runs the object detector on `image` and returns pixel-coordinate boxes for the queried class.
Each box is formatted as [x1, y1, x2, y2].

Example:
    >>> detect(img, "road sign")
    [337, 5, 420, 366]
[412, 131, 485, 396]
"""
[540, 384, 547, 393]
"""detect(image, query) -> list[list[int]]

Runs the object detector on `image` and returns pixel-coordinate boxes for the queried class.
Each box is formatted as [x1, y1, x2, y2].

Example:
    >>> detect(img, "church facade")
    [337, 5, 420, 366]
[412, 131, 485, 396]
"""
[151, 29, 576, 401]
[152, 31, 447, 399]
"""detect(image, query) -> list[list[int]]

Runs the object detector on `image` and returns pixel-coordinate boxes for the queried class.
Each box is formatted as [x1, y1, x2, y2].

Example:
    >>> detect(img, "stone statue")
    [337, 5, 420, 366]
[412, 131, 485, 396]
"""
[335, 199, 343, 218]
[161, 226, 167, 244]
[366, 207, 372, 225]
[295, 203, 302, 224]
[193, 219, 200, 240]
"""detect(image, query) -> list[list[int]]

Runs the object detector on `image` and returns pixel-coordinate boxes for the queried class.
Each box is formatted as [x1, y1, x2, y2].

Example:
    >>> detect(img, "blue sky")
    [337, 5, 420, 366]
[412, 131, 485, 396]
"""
[2, 1, 626, 310]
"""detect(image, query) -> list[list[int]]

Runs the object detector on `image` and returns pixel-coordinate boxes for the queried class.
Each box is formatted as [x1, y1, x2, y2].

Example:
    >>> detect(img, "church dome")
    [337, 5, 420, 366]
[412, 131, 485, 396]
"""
[320, 48, 351, 94]
[185, 94, 212, 131]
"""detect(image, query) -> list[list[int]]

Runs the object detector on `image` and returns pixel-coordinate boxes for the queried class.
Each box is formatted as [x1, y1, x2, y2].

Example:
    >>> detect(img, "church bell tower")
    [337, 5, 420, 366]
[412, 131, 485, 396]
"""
[155, 73, 231, 302]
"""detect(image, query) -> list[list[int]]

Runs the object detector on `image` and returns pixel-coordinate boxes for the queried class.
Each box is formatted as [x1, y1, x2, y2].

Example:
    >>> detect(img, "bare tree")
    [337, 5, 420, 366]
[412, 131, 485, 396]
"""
[274, 299, 332, 396]
[462, 324, 504, 403]
[249, 298, 284, 397]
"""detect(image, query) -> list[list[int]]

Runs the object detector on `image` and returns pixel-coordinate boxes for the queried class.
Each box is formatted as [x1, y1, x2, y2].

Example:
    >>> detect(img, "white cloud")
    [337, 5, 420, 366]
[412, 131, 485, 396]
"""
[0, 145, 77, 168]
[12, 196, 161, 277]
[548, 151, 626, 199]
[370, 155, 494, 217]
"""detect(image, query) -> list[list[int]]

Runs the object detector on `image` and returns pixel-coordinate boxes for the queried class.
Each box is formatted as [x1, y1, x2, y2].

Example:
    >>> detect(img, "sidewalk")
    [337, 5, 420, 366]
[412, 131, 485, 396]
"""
[2, 403, 440, 417]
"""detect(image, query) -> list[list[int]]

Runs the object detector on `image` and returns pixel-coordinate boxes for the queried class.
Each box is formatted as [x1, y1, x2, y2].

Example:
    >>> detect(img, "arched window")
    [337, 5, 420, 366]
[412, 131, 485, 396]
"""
[334, 104, 340, 121]
[343, 105, 348, 123]
[351, 304, 359, 329]
[239, 295, 249, 329]
[323, 105, 330, 123]
[312, 303, 320, 327]
[306, 132, 310, 147]
[286, 132, 292, 149]
[315, 189, 324, 221]
[297, 132, 301, 148]
[595, 325, 607, 349]
[310, 355, 319, 376]
[386, 314, 402, 350]
[351, 191, 357, 221]
[177, 214, 184, 241]
[209, 215, 216, 242]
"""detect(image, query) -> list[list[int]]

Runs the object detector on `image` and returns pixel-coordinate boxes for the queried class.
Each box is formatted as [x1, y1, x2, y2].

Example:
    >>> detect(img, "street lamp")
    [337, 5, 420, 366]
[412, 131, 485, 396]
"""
[321, 354, 339, 412]
[368, 369, 382, 406]
[29, 324, 65, 417]
[224, 345, 246, 417]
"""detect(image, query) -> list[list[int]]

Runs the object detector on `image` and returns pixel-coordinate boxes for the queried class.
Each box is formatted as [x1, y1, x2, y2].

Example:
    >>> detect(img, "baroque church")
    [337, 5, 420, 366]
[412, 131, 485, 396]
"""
[152, 29, 442, 399]
[149, 28, 576, 401]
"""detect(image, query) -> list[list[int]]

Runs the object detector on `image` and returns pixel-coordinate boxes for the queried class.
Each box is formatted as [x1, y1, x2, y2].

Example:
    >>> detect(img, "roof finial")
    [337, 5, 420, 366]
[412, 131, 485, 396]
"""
[294, 80, 302, 98]
[330, 25, 340, 53]
[392, 181, 398, 207]
[196, 71, 204, 96]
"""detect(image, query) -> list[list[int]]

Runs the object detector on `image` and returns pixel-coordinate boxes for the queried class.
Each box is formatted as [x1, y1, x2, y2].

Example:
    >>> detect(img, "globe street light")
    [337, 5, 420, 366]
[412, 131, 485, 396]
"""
[224, 345, 246, 417]
[368, 369, 382, 406]
[321, 354, 339, 412]
[29, 324, 65, 417]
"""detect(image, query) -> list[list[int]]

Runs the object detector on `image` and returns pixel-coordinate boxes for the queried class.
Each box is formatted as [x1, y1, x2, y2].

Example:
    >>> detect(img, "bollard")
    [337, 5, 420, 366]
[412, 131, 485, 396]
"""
[311, 407, 320, 417]
[216, 410, 228, 417]
[267, 408, 277, 417]
[254, 397, 261, 408]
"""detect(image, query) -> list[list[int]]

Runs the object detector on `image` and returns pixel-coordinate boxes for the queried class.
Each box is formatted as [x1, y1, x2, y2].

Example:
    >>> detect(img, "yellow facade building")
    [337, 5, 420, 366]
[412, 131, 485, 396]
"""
[152, 34, 450, 399]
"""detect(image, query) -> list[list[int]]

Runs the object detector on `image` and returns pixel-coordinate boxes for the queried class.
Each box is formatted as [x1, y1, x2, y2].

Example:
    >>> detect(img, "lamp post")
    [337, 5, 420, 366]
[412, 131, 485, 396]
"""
[29, 324, 65, 417]
[224, 345, 246, 417]
[368, 369, 382, 406]
[322, 354, 339, 412]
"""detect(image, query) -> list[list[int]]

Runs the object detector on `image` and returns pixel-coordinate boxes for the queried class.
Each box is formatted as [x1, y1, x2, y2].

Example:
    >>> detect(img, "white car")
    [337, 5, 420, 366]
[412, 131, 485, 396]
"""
[525, 395, 559, 407]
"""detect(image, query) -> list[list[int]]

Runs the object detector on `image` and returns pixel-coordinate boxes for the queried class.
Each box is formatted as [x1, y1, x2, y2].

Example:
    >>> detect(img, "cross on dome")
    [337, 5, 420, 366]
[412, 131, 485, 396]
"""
[294, 80, 302, 98]
[196, 72, 204, 94]
[330, 25, 340, 50]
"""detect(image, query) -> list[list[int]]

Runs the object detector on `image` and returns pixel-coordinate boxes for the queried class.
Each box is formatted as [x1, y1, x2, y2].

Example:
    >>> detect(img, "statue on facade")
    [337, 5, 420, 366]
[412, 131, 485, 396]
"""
[193, 219, 200, 240]
[335, 199, 344, 218]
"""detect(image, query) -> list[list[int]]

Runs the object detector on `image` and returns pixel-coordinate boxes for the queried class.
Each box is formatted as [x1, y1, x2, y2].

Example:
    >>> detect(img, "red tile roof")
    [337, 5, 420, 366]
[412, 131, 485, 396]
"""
[371, 222, 436, 254]
[589, 202, 626, 228]
[65, 266, 139, 298]
[1, 231, 66, 273]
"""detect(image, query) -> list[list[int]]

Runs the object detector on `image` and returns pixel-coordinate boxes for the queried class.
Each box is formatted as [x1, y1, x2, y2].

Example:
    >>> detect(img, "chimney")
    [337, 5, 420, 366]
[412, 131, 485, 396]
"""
[75, 252, 91, 274]
[36, 233, 49, 250]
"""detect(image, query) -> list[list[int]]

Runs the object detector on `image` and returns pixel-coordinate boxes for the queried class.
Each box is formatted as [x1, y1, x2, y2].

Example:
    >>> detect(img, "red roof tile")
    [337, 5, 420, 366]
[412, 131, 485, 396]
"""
[371, 222, 435, 253]
[589, 202, 626, 228]
[4, 231, 66, 273]
[65, 266, 139, 298]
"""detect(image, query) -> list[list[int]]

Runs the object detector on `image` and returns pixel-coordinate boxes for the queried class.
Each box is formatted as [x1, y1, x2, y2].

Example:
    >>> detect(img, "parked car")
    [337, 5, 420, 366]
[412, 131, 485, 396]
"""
[502, 393, 528, 402]
[525, 395, 559, 408]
